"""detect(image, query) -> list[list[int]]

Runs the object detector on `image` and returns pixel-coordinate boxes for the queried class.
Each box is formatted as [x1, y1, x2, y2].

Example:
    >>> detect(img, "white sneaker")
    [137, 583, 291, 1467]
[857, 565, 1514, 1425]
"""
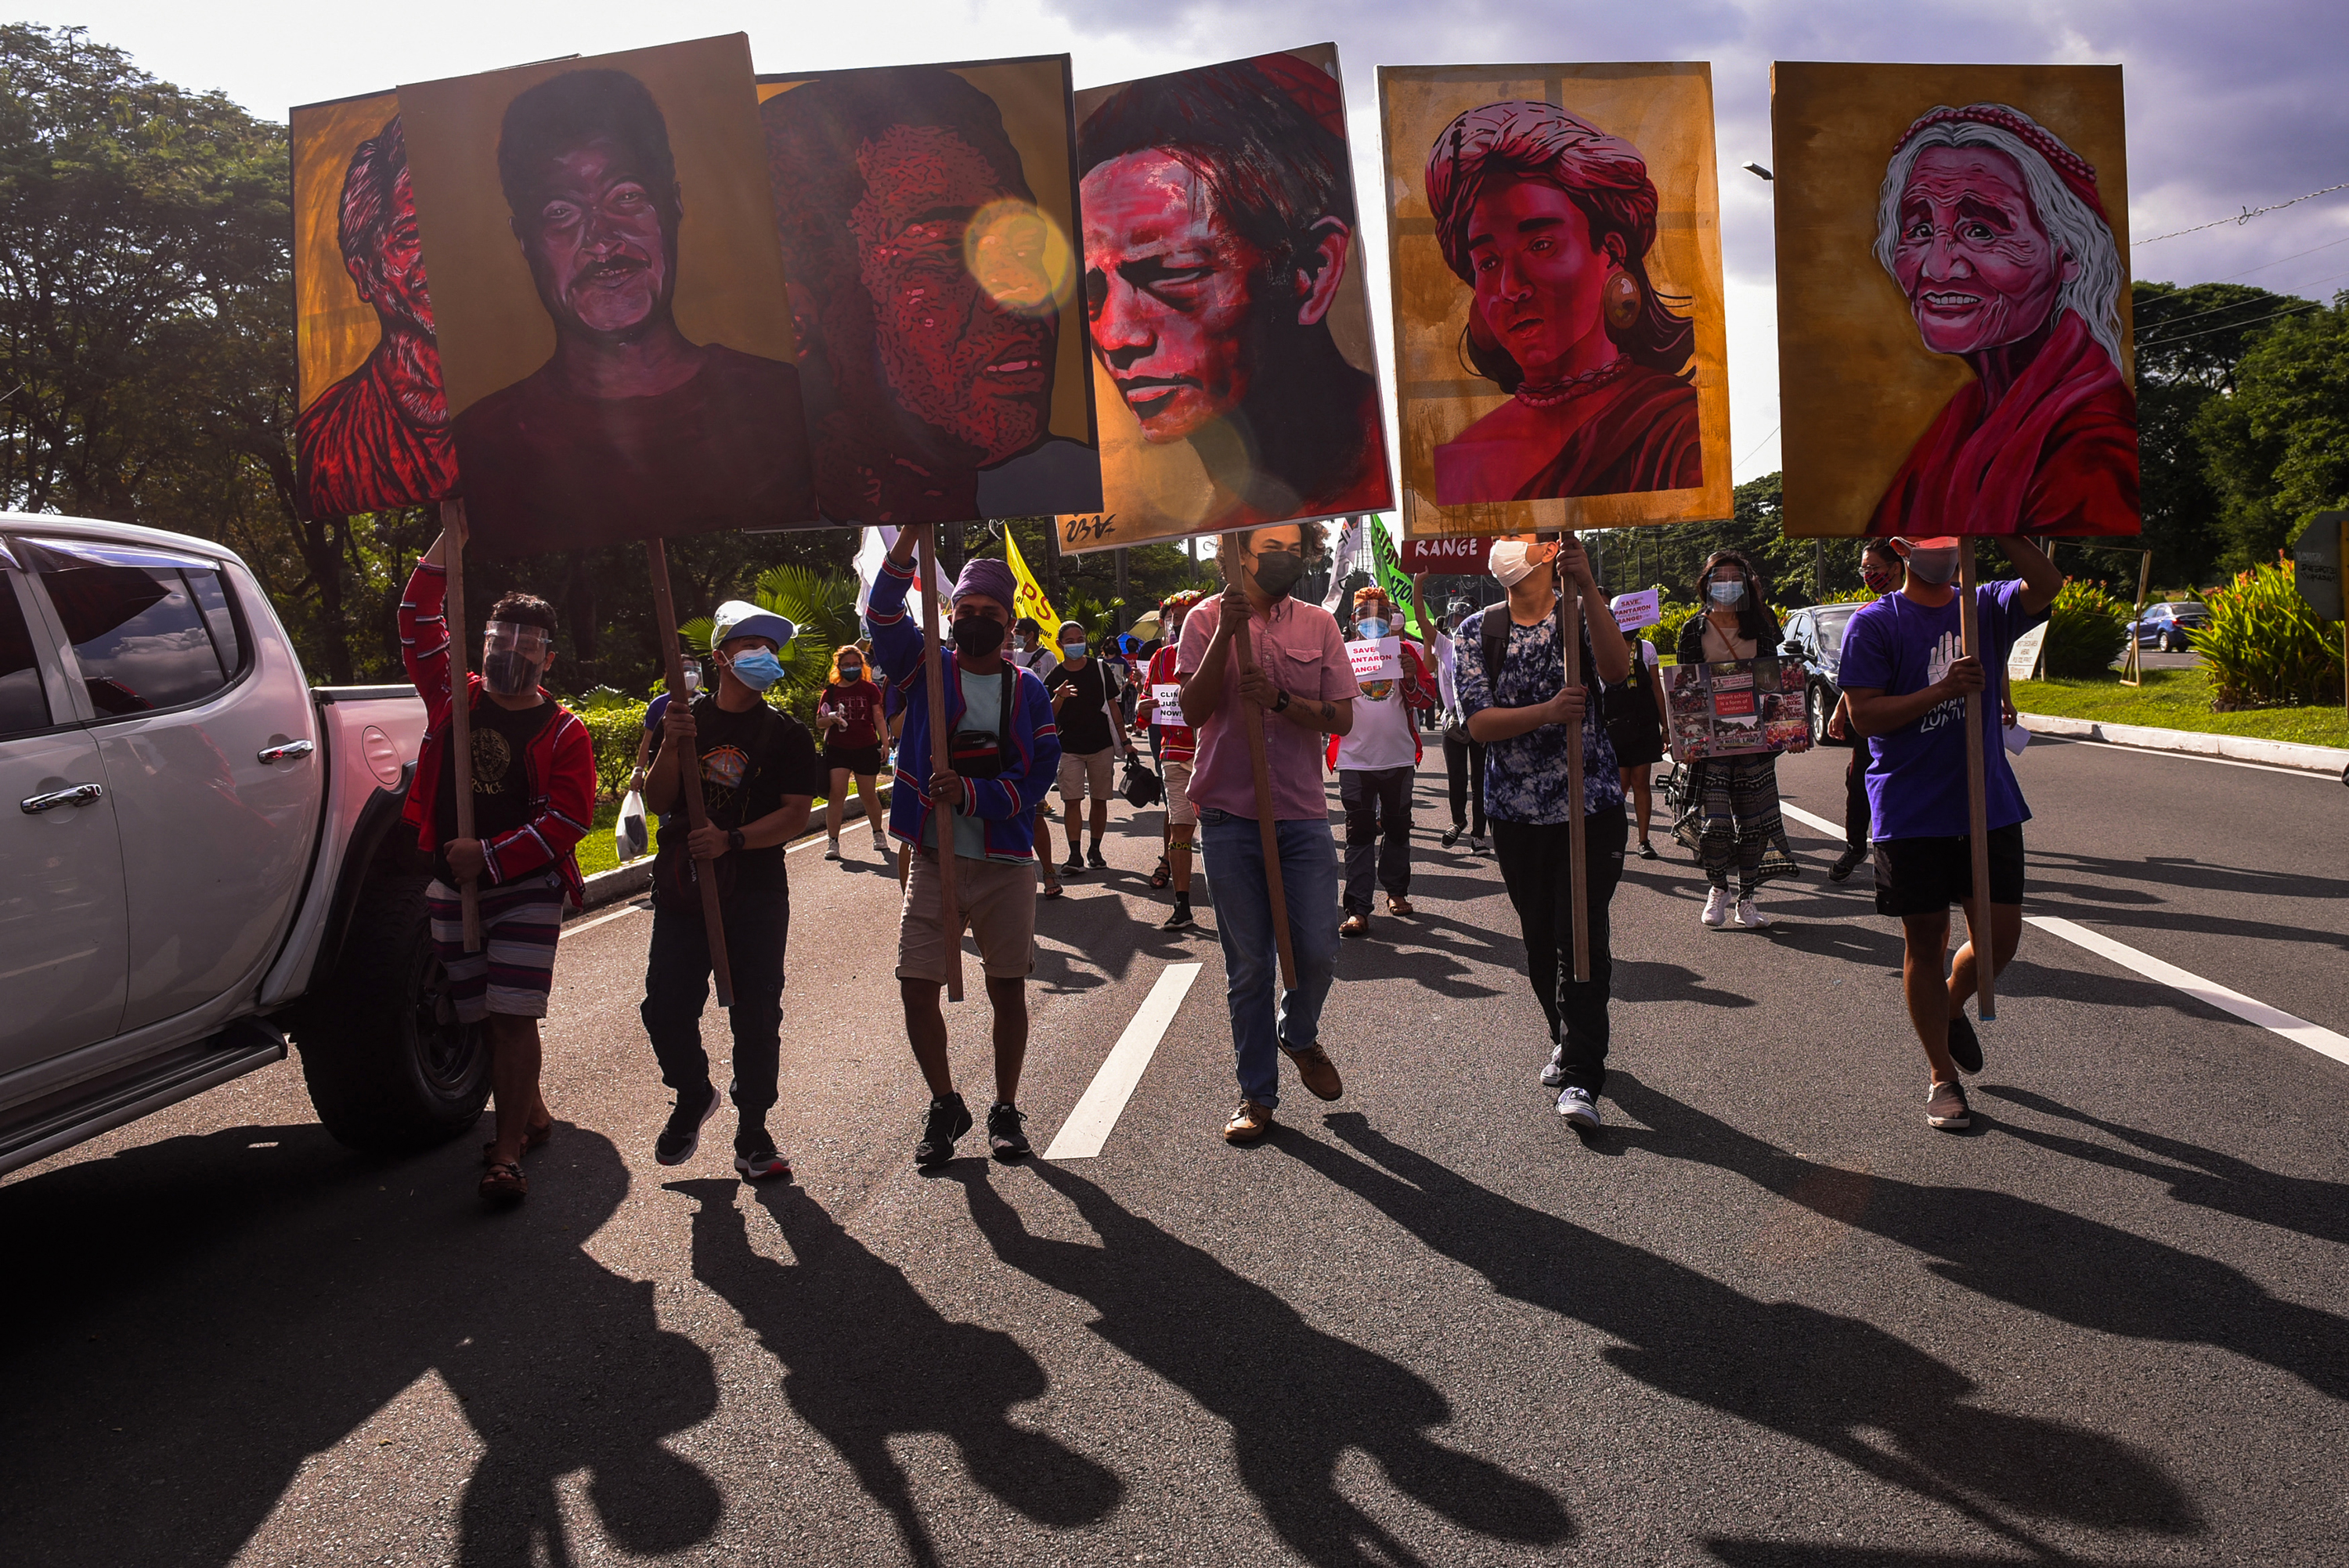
[823, 839, 842, 861]
[1701, 886, 1730, 928]
[1467, 834, 1488, 853]
[1734, 896, 1773, 929]
[1540, 1044, 1568, 1088]
[1557, 1087, 1602, 1127]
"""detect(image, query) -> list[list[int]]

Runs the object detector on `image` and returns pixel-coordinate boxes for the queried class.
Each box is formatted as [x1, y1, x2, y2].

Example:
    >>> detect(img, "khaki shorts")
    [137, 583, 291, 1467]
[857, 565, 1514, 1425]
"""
[1058, 746, 1115, 801]
[1164, 759, 1198, 828]
[897, 849, 1037, 982]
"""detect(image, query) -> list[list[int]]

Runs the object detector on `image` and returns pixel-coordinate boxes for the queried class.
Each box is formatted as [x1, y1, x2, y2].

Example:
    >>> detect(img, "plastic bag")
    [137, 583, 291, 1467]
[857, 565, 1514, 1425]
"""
[614, 788, 649, 863]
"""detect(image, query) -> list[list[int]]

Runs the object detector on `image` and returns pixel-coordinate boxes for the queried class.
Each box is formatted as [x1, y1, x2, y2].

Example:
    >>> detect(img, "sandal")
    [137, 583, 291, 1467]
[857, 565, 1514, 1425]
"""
[478, 1160, 528, 1205]
[481, 1119, 553, 1165]
[1149, 856, 1173, 890]
[1042, 880, 1064, 898]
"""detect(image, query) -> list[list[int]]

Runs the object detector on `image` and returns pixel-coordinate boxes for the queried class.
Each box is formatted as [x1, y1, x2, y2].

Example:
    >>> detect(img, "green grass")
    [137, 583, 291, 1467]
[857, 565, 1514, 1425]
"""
[2015, 665, 2349, 748]
[570, 786, 893, 880]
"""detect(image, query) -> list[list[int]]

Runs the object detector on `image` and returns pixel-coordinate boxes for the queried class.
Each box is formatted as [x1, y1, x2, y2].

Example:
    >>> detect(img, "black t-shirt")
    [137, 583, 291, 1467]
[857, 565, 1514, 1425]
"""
[667, 694, 824, 891]
[1046, 659, 1115, 755]
[435, 694, 556, 886]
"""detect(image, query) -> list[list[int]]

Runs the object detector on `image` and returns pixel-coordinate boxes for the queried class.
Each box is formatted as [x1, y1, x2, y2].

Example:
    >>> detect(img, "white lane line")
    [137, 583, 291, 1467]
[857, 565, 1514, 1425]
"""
[2026, 915, 2349, 1068]
[1780, 802, 1846, 840]
[2041, 736, 2331, 778]
[561, 903, 645, 941]
[1045, 962, 1204, 1160]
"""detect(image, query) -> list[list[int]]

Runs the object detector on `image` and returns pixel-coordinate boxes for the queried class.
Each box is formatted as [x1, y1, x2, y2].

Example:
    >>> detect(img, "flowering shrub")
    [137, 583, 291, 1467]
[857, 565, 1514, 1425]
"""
[2193, 561, 2345, 708]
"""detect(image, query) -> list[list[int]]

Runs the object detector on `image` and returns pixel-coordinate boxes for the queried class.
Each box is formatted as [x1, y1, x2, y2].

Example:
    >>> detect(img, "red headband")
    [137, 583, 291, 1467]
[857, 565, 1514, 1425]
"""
[1893, 104, 2109, 228]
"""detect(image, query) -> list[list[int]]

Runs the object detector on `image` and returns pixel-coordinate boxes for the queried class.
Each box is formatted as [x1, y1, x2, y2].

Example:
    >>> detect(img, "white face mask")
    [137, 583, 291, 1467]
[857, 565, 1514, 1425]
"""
[1907, 548, 1961, 586]
[1490, 540, 1543, 588]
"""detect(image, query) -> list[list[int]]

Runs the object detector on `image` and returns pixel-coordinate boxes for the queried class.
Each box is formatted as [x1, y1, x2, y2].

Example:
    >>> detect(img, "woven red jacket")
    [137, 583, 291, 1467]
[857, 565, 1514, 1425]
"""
[397, 560, 596, 908]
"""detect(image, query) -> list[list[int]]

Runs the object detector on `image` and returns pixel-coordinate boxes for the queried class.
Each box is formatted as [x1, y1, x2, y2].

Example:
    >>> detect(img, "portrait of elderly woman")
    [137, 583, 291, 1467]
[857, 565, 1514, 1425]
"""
[452, 68, 815, 556]
[1425, 101, 1701, 506]
[1865, 103, 2138, 536]
[761, 63, 1100, 526]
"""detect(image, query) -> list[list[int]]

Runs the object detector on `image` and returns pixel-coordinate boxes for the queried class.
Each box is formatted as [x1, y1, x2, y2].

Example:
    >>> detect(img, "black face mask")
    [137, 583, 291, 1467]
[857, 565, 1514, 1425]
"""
[482, 651, 541, 696]
[953, 614, 1006, 658]
[1249, 548, 1306, 599]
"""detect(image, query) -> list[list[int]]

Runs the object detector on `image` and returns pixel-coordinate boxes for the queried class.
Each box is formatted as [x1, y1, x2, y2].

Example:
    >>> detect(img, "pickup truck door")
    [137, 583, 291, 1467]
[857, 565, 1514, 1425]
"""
[20, 539, 321, 1033]
[0, 552, 129, 1073]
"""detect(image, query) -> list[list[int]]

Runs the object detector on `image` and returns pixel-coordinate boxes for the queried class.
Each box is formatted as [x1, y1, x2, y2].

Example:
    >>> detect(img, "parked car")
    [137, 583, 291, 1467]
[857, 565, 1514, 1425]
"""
[1777, 600, 1871, 744]
[1, 514, 475, 1179]
[2133, 600, 2208, 651]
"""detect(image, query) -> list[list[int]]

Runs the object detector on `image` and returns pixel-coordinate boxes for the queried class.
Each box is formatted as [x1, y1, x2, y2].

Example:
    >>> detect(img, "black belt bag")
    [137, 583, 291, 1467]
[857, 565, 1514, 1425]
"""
[947, 665, 1016, 779]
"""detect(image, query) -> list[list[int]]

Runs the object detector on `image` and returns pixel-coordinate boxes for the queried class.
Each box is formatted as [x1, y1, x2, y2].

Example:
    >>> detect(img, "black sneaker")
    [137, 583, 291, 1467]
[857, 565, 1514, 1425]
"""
[987, 1101, 1032, 1162]
[1828, 845, 1867, 882]
[1442, 824, 1463, 849]
[915, 1093, 972, 1168]
[1063, 850, 1085, 875]
[655, 1081, 720, 1166]
[1947, 1010, 1984, 1075]
[1161, 897, 1195, 932]
[733, 1129, 792, 1183]
[1087, 845, 1109, 870]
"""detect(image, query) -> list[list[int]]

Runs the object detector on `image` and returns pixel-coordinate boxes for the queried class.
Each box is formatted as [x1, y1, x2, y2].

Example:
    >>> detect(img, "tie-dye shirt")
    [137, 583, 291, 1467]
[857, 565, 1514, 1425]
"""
[1452, 605, 1624, 826]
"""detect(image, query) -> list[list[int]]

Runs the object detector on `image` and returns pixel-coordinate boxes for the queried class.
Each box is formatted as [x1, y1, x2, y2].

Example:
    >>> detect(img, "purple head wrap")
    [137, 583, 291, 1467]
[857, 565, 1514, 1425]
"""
[953, 557, 1018, 613]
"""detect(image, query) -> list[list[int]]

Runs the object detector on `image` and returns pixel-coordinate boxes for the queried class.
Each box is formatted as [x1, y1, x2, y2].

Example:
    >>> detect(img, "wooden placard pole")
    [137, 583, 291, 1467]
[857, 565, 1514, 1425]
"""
[644, 539, 734, 1009]
[438, 499, 483, 953]
[1956, 544, 1996, 1024]
[2120, 548, 2152, 686]
[1221, 532, 1297, 992]
[917, 526, 965, 1004]
[1556, 537, 1590, 985]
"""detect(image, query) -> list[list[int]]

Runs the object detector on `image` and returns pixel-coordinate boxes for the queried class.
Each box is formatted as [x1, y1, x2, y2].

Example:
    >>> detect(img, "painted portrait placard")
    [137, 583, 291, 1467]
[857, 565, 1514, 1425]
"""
[1772, 62, 2138, 538]
[397, 34, 818, 557]
[1054, 44, 1393, 555]
[291, 88, 456, 519]
[1380, 63, 1731, 542]
[756, 56, 1102, 527]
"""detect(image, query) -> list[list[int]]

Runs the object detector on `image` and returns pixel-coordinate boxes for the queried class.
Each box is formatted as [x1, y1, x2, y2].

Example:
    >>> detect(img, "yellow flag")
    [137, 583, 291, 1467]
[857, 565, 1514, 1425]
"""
[1004, 532, 1063, 642]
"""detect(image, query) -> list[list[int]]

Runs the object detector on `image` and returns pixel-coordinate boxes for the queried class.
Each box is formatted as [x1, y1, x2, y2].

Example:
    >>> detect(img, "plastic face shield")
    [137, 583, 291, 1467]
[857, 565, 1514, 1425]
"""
[482, 620, 552, 695]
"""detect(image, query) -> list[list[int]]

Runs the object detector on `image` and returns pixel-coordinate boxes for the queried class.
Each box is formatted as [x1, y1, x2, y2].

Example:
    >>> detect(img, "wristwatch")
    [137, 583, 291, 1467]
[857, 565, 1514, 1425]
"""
[727, 828, 745, 853]
[1272, 689, 1292, 712]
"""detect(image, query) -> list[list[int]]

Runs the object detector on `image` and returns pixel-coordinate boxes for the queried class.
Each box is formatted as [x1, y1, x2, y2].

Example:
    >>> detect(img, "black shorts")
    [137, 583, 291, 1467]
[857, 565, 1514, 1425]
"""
[1873, 825, 2025, 917]
[822, 741, 885, 776]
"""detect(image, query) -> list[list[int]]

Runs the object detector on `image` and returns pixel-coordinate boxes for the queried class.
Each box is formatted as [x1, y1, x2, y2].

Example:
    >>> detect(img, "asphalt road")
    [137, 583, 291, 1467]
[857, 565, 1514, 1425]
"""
[5, 734, 2345, 1566]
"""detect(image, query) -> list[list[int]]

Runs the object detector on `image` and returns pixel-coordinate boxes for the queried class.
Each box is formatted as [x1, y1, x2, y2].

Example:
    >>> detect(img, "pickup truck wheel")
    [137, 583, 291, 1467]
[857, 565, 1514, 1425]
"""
[295, 872, 490, 1152]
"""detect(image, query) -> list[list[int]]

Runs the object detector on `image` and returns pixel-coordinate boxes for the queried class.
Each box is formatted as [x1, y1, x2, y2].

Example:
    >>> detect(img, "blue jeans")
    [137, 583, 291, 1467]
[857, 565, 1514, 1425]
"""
[1199, 807, 1341, 1109]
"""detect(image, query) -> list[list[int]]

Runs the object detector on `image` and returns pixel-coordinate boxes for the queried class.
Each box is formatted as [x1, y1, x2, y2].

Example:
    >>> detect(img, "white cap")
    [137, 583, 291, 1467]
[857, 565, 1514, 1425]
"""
[710, 600, 797, 650]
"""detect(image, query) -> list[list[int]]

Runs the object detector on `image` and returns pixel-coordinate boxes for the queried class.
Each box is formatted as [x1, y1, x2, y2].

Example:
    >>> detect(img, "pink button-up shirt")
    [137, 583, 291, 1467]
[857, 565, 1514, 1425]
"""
[1176, 595, 1356, 821]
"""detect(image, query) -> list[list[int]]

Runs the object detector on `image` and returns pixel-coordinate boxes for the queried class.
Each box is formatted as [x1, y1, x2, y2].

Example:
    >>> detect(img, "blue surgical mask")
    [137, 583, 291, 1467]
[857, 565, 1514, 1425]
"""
[1707, 580, 1746, 607]
[1357, 617, 1390, 640]
[727, 649, 785, 692]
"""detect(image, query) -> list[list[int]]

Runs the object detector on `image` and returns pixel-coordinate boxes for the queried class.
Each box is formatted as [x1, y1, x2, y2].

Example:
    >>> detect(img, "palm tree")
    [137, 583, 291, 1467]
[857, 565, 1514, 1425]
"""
[677, 564, 864, 706]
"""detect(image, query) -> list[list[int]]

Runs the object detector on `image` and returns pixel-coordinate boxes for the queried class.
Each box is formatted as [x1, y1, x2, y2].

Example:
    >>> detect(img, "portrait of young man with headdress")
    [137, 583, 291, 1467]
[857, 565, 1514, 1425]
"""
[1423, 100, 1702, 506]
[1865, 102, 2138, 536]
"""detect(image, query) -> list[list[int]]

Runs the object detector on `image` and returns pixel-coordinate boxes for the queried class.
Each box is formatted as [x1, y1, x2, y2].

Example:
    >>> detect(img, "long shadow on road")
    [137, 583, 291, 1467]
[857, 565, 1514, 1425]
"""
[1283, 1113, 2200, 1556]
[0, 1122, 720, 1567]
[673, 1177, 1121, 1567]
[962, 1162, 1571, 1567]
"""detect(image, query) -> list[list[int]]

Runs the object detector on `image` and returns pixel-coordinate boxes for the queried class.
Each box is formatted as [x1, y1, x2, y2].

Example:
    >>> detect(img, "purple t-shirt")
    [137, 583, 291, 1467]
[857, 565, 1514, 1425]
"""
[1837, 579, 2045, 842]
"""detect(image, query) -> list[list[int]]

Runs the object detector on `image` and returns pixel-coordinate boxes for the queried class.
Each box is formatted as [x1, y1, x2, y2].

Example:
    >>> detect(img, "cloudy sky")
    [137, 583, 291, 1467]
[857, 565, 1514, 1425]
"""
[33, 0, 2349, 483]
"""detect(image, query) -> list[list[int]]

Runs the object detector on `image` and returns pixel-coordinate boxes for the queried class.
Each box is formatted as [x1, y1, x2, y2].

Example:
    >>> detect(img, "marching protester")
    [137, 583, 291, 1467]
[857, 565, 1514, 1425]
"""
[399, 524, 598, 1206]
[1331, 585, 1441, 936]
[815, 643, 890, 864]
[1011, 618, 1059, 679]
[1838, 535, 2061, 1130]
[1138, 590, 1206, 930]
[641, 601, 824, 1182]
[1674, 550, 1806, 929]
[1428, 597, 1488, 853]
[1608, 615, 1667, 860]
[1045, 622, 1131, 877]
[1456, 534, 1632, 1129]
[870, 537, 1061, 1167]
[629, 661, 698, 796]
[1178, 524, 1356, 1143]
[1827, 539, 1906, 881]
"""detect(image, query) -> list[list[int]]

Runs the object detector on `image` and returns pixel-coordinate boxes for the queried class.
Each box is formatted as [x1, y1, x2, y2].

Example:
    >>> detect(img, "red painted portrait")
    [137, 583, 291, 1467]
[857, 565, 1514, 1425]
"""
[294, 114, 458, 518]
[1424, 101, 1701, 506]
[1077, 52, 1391, 531]
[760, 62, 1099, 525]
[1865, 103, 2138, 536]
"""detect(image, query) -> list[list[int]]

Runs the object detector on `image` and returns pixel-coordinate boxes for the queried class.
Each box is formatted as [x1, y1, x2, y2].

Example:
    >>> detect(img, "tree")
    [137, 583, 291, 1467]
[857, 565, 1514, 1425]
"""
[2194, 293, 2349, 571]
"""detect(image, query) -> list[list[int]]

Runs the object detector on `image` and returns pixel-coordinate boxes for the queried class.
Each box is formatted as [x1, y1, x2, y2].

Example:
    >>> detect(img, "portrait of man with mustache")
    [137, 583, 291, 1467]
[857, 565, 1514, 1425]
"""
[761, 63, 1101, 525]
[453, 69, 815, 554]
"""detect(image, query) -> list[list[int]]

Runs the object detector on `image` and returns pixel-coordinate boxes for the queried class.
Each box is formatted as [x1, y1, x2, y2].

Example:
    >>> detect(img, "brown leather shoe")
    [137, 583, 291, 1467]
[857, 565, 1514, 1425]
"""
[1283, 1044, 1343, 1101]
[1386, 895, 1413, 917]
[1340, 913, 1370, 938]
[1223, 1101, 1275, 1143]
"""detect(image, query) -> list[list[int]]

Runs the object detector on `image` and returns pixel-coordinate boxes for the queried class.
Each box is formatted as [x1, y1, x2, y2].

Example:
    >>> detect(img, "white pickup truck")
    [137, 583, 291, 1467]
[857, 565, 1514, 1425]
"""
[2, 514, 492, 1175]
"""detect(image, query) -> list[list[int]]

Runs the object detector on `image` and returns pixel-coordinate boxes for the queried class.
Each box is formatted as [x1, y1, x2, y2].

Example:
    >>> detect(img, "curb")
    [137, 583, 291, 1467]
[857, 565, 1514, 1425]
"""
[576, 780, 900, 914]
[2019, 712, 2349, 776]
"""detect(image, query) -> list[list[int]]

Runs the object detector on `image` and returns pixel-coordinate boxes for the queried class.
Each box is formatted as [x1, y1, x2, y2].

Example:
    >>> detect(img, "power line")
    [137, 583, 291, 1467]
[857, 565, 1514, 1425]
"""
[1733, 423, 1780, 472]
[2133, 178, 2349, 245]
[2142, 294, 2333, 349]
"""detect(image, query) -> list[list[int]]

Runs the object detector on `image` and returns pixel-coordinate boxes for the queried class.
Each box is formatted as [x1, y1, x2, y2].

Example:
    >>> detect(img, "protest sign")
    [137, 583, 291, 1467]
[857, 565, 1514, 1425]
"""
[1150, 683, 1187, 727]
[1661, 657, 1808, 759]
[1610, 588, 1662, 632]
[1348, 636, 1402, 683]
